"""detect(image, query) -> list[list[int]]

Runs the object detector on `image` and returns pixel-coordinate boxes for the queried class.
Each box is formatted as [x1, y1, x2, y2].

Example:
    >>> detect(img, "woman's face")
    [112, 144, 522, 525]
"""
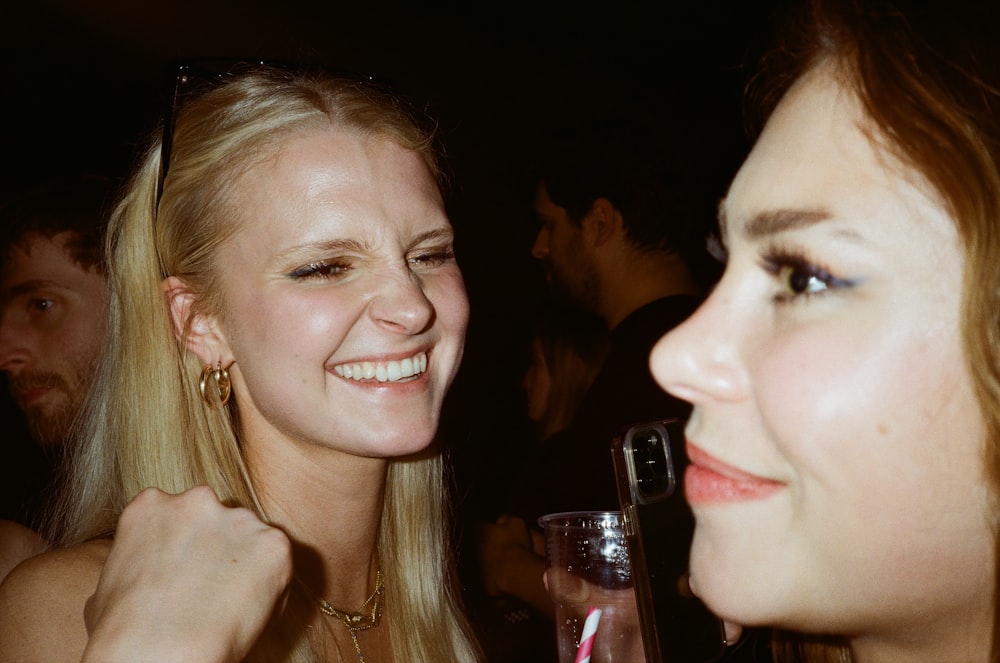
[207, 128, 468, 459]
[650, 64, 994, 648]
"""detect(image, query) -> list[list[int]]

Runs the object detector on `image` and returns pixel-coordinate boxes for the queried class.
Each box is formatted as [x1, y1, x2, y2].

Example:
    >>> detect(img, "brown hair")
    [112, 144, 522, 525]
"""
[747, 1, 1000, 660]
[0, 174, 117, 273]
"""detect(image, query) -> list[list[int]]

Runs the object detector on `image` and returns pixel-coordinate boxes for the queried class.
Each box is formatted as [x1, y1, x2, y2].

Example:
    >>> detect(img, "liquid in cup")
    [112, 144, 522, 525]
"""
[539, 511, 644, 663]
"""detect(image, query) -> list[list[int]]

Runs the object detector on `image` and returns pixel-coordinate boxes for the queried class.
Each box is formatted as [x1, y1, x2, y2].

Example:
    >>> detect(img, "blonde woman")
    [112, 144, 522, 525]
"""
[0, 64, 482, 663]
[521, 303, 609, 442]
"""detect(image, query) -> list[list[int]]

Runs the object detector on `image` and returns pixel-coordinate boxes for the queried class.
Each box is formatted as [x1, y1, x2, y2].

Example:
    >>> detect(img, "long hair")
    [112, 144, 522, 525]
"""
[748, 1, 1000, 661]
[49, 65, 481, 662]
[530, 304, 609, 440]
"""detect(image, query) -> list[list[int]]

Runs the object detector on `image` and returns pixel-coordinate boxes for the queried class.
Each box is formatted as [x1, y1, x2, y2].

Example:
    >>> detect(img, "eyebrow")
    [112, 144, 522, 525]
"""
[0, 279, 72, 306]
[718, 203, 833, 244]
[3, 279, 72, 296]
[409, 227, 456, 246]
[274, 238, 366, 263]
[275, 227, 455, 262]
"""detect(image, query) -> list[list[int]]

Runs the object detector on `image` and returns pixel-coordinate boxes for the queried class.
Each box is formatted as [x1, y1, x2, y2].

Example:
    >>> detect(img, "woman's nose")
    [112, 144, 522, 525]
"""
[649, 282, 749, 406]
[367, 271, 435, 335]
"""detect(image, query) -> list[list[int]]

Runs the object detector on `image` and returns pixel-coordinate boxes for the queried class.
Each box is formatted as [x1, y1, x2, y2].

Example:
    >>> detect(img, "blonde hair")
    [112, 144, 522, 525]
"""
[530, 305, 609, 440]
[749, 1, 1000, 661]
[51, 66, 480, 662]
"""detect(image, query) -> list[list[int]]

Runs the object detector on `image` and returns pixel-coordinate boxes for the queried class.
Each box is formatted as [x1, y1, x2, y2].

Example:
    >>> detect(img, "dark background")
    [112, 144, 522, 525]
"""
[0, 5, 784, 660]
[0, 1, 783, 520]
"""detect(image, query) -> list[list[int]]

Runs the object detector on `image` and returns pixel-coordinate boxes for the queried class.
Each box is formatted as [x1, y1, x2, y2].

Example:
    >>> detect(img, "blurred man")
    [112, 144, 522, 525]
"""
[0, 175, 112, 449]
[475, 120, 730, 661]
[0, 175, 114, 579]
[515, 121, 711, 517]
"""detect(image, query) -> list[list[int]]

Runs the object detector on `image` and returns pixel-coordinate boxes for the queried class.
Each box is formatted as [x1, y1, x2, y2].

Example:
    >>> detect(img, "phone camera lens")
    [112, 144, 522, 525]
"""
[632, 428, 671, 500]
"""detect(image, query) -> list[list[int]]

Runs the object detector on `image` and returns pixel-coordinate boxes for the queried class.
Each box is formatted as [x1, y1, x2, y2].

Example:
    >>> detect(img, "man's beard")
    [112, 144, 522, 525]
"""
[23, 390, 79, 448]
[548, 257, 602, 318]
[9, 360, 96, 449]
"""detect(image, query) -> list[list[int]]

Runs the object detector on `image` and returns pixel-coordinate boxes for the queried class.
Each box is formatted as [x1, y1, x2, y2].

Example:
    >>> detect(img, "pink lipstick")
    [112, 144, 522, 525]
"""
[685, 443, 783, 504]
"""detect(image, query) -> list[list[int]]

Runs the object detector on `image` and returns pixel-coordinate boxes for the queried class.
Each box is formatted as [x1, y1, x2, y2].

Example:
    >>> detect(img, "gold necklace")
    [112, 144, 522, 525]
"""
[318, 571, 384, 663]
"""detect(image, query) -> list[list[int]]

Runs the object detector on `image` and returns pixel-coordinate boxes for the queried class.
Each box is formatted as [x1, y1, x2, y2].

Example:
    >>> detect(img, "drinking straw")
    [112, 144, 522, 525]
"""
[574, 606, 602, 663]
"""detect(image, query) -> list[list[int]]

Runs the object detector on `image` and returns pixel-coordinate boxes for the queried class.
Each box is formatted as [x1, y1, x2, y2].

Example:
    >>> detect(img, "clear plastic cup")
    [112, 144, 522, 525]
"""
[539, 511, 643, 662]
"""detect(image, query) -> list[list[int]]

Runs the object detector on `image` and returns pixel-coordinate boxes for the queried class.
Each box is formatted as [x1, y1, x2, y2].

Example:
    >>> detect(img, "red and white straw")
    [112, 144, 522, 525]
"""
[574, 606, 602, 663]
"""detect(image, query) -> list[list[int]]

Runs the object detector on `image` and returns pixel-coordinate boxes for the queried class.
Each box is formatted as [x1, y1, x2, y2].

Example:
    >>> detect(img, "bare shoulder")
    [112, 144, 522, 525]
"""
[0, 520, 46, 583]
[0, 538, 111, 663]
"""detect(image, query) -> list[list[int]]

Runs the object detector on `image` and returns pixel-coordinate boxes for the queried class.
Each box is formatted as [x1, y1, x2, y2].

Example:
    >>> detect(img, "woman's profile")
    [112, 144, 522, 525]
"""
[652, 1, 999, 661]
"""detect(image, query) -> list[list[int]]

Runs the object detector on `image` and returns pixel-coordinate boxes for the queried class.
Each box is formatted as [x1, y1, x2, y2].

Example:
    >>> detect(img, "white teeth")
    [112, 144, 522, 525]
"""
[333, 352, 427, 383]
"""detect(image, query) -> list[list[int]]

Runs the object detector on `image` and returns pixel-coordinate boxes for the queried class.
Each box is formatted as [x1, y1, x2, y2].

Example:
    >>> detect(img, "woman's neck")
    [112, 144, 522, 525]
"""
[246, 431, 389, 607]
[847, 608, 993, 663]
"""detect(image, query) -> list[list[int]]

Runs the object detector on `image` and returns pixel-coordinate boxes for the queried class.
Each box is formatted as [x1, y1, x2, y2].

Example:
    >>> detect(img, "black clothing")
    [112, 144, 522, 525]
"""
[507, 294, 700, 524]
[475, 294, 772, 662]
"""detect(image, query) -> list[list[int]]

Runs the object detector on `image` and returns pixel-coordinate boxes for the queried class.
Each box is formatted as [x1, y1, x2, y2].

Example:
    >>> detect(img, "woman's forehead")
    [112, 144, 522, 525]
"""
[717, 62, 960, 273]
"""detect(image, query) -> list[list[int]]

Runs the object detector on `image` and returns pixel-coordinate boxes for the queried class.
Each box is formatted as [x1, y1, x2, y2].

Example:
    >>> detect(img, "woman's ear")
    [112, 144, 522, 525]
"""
[161, 275, 231, 366]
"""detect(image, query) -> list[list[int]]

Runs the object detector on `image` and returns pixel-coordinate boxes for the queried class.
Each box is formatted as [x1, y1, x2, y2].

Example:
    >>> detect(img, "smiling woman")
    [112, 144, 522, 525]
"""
[0, 64, 482, 663]
[650, 1, 1000, 662]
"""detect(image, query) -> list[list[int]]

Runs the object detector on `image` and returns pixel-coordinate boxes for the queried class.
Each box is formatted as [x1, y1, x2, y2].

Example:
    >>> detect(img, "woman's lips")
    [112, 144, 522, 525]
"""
[685, 443, 783, 504]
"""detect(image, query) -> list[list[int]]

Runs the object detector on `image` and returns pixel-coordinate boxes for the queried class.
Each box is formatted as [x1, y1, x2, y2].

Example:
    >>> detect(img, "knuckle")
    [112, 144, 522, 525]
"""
[119, 486, 166, 525]
[185, 484, 220, 503]
[260, 528, 294, 583]
[132, 485, 167, 504]
[262, 526, 292, 556]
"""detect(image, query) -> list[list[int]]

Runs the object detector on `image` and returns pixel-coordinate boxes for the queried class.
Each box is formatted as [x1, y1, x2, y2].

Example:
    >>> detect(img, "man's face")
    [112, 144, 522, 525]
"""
[530, 185, 601, 313]
[0, 232, 107, 447]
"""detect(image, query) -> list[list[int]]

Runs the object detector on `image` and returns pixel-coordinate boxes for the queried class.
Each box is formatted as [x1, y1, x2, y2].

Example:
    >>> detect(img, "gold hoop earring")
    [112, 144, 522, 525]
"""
[199, 362, 231, 407]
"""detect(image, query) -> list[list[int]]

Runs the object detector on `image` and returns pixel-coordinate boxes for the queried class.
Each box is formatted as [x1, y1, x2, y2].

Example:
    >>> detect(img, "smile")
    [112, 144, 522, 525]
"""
[332, 351, 427, 383]
[685, 443, 783, 504]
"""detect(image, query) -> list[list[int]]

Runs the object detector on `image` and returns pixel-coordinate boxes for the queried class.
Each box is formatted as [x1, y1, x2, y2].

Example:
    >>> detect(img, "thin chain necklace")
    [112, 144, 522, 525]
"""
[318, 571, 384, 663]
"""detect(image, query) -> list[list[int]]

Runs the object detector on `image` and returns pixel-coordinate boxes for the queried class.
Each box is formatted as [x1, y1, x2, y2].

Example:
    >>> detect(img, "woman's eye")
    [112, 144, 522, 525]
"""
[706, 233, 728, 264]
[777, 264, 830, 296]
[287, 260, 351, 280]
[408, 248, 455, 269]
[762, 249, 853, 302]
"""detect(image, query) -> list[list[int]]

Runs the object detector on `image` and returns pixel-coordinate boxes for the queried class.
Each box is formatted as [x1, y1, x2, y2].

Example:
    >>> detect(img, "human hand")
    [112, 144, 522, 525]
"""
[478, 515, 536, 597]
[82, 486, 293, 663]
[478, 515, 554, 618]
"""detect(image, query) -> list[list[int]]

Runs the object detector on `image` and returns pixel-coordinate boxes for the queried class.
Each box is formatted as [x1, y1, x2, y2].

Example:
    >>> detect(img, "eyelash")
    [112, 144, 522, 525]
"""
[408, 247, 456, 268]
[760, 246, 854, 302]
[287, 247, 456, 281]
[706, 233, 728, 264]
[287, 260, 351, 280]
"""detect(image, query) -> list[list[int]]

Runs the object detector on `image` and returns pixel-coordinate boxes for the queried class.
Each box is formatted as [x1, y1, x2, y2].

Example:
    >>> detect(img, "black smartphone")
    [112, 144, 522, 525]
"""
[611, 419, 727, 663]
